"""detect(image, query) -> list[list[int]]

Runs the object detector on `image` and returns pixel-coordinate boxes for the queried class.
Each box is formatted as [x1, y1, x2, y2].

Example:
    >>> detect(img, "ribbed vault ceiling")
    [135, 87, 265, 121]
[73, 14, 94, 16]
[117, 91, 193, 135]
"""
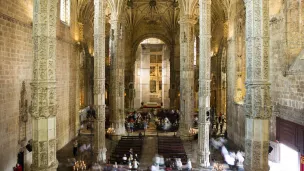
[76, 0, 231, 44]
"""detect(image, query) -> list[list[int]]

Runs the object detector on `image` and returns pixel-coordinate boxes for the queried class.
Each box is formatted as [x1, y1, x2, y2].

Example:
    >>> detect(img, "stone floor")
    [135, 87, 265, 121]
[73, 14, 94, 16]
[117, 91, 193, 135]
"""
[57, 121, 244, 171]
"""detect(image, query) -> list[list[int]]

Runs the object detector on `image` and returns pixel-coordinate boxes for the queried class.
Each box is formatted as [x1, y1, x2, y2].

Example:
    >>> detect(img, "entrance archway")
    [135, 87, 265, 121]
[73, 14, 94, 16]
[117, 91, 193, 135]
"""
[133, 38, 170, 109]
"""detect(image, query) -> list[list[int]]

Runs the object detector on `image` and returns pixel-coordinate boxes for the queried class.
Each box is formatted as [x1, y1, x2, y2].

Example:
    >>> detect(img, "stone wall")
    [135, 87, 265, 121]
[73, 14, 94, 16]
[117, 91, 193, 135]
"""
[226, 0, 246, 148]
[0, 0, 34, 170]
[0, 0, 79, 170]
[268, 0, 304, 140]
[227, 0, 304, 148]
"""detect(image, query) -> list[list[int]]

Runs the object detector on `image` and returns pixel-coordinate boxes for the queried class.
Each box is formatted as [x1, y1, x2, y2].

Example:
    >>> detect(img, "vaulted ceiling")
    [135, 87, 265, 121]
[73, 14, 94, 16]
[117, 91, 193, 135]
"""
[76, 0, 231, 48]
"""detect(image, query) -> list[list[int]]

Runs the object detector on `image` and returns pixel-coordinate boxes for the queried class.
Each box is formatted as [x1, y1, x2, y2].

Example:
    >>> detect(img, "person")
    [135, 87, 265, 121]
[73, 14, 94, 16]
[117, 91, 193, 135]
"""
[165, 158, 171, 169]
[87, 106, 92, 118]
[14, 164, 22, 171]
[113, 162, 118, 170]
[176, 158, 183, 171]
[186, 159, 192, 171]
[134, 154, 138, 161]
[220, 121, 223, 134]
[129, 154, 133, 161]
[151, 163, 159, 171]
[129, 148, 133, 156]
[130, 122, 134, 133]
[218, 113, 222, 124]
[137, 113, 142, 120]
[122, 154, 127, 164]
[133, 159, 140, 169]
[138, 132, 143, 139]
[128, 159, 132, 169]
[127, 122, 130, 132]
[92, 107, 96, 119]
[143, 120, 148, 130]
[73, 140, 78, 157]
[159, 155, 165, 166]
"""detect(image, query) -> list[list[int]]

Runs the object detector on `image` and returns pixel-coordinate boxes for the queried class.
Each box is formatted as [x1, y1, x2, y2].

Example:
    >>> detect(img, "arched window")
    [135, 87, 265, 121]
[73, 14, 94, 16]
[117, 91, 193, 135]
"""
[60, 0, 70, 25]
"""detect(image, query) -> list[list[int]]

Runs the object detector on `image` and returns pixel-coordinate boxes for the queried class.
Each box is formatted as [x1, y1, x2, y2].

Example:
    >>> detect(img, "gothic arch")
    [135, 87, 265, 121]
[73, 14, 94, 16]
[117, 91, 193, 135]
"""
[131, 33, 172, 63]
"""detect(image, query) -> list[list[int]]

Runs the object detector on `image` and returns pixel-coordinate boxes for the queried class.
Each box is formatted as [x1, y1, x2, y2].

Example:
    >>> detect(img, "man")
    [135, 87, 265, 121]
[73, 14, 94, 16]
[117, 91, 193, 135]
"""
[73, 140, 78, 157]
[122, 154, 128, 164]
[138, 132, 143, 139]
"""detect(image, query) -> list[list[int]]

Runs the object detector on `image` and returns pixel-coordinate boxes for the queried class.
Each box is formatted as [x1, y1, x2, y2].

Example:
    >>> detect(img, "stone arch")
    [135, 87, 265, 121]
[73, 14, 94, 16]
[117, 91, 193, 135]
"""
[131, 33, 172, 63]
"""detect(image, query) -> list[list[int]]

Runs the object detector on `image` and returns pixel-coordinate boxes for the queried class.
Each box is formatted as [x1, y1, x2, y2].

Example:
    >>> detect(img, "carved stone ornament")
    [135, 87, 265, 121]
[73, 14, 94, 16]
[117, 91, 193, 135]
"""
[19, 81, 28, 145]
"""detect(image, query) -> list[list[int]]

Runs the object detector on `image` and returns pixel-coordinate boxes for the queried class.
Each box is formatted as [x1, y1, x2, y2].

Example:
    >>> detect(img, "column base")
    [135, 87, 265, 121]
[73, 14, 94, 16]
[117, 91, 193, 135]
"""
[178, 122, 192, 140]
[94, 148, 107, 164]
[197, 152, 210, 169]
[31, 161, 58, 171]
[243, 164, 270, 171]
[198, 166, 212, 171]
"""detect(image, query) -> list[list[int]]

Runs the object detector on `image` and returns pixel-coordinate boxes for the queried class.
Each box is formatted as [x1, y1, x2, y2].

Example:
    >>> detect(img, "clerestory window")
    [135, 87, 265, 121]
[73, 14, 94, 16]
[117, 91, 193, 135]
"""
[60, 0, 70, 25]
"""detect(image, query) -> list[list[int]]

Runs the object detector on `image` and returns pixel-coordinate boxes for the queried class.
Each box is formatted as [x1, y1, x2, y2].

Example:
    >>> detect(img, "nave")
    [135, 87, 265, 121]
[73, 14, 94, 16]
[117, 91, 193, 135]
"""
[57, 111, 244, 171]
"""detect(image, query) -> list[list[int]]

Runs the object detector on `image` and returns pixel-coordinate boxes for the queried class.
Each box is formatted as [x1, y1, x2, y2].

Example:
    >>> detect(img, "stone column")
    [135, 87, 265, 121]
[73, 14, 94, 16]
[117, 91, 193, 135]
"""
[162, 46, 170, 108]
[109, 18, 126, 136]
[197, 0, 211, 168]
[226, 19, 236, 140]
[243, 0, 271, 170]
[93, 0, 107, 162]
[178, 16, 196, 138]
[140, 47, 150, 104]
[30, 0, 58, 170]
[169, 44, 176, 108]
[134, 60, 141, 109]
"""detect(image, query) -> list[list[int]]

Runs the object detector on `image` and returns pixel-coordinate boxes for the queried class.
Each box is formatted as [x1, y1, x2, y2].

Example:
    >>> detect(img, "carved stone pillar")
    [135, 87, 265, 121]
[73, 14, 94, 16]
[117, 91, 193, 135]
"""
[109, 18, 126, 136]
[197, 0, 211, 168]
[169, 44, 176, 108]
[93, 0, 107, 162]
[244, 0, 271, 170]
[162, 46, 170, 108]
[140, 47, 150, 104]
[226, 18, 237, 140]
[30, 0, 58, 170]
[178, 16, 196, 138]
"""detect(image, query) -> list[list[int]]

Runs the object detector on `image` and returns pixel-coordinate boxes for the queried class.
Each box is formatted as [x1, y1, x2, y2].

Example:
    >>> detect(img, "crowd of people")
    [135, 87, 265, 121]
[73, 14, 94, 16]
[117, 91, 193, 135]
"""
[210, 110, 227, 137]
[155, 109, 180, 132]
[150, 154, 192, 171]
[125, 111, 152, 133]
[210, 137, 244, 170]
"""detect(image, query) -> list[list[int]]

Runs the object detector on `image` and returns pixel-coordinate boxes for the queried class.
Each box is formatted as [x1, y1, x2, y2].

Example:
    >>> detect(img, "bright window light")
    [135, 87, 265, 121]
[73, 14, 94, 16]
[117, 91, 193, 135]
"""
[270, 143, 299, 171]
[60, 0, 70, 25]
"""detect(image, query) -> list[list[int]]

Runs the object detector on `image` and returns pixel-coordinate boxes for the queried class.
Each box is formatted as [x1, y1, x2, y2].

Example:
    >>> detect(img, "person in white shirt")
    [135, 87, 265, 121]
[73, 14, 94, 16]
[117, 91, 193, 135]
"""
[122, 154, 127, 164]
[133, 159, 140, 169]
[176, 158, 183, 170]
[186, 159, 192, 171]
